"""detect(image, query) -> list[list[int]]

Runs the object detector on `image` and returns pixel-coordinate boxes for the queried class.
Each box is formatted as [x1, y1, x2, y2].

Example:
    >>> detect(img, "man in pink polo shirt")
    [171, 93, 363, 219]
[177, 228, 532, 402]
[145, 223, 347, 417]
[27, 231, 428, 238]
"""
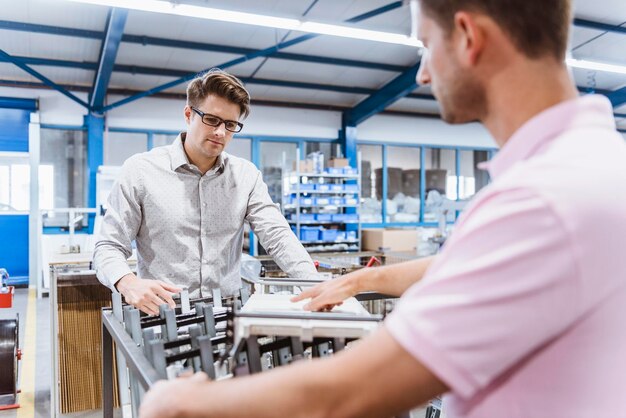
[139, 0, 626, 417]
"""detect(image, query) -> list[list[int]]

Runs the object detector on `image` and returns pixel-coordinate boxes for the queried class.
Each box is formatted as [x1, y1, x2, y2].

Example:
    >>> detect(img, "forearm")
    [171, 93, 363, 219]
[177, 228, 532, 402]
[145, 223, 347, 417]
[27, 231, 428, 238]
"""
[174, 327, 445, 418]
[180, 358, 338, 418]
[356, 256, 435, 297]
[93, 242, 134, 290]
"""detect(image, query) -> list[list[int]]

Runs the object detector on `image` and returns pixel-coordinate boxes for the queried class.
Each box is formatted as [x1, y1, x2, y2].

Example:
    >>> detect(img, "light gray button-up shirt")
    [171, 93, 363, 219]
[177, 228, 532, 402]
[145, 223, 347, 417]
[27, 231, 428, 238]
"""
[94, 134, 317, 297]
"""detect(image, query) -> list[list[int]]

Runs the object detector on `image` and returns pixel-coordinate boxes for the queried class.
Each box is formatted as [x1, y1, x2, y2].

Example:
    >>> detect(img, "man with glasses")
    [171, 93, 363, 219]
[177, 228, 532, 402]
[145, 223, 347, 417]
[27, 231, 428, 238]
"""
[94, 69, 317, 315]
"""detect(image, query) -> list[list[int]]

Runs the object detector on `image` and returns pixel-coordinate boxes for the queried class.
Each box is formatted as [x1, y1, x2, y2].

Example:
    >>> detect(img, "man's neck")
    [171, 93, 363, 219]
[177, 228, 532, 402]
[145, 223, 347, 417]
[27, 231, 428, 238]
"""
[482, 59, 579, 147]
[182, 139, 218, 175]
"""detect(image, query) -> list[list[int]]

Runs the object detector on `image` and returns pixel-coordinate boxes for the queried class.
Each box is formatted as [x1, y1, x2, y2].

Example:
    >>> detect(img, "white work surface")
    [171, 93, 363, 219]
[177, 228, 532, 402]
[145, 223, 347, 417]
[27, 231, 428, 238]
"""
[236, 294, 380, 342]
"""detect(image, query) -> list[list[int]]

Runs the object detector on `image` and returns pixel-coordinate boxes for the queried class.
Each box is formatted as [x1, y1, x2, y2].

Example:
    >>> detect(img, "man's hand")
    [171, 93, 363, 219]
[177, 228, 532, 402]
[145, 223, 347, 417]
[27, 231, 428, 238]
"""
[291, 270, 363, 311]
[115, 273, 182, 315]
[140, 372, 210, 418]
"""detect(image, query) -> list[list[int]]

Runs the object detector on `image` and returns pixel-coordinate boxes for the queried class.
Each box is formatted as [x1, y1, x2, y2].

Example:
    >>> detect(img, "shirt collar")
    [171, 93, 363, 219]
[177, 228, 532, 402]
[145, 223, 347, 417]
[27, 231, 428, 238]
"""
[168, 132, 227, 173]
[484, 95, 616, 179]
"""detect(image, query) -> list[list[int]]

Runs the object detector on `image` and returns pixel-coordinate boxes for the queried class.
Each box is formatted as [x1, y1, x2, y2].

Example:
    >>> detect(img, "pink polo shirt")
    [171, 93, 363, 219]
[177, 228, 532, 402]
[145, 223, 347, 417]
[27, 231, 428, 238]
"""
[386, 95, 626, 417]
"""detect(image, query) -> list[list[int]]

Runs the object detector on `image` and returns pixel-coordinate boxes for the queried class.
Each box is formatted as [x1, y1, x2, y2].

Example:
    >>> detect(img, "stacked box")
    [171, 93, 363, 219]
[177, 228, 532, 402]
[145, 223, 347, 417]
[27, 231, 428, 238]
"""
[402, 169, 421, 198]
[375, 167, 402, 200]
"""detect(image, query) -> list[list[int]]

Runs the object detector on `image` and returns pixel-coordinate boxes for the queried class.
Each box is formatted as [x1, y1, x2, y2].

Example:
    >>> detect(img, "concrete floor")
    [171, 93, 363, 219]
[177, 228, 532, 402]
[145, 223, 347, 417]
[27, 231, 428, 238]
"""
[1, 287, 432, 418]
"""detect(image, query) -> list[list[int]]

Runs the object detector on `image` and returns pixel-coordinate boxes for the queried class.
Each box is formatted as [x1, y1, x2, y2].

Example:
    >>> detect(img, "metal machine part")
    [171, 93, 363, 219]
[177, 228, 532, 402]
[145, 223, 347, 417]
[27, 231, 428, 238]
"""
[0, 314, 20, 409]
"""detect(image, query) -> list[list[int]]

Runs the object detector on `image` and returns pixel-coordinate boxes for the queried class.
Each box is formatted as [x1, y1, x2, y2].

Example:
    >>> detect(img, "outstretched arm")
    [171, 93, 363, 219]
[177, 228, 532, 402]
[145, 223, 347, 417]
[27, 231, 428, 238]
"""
[292, 256, 435, 311]
[139, 326, 448, 418]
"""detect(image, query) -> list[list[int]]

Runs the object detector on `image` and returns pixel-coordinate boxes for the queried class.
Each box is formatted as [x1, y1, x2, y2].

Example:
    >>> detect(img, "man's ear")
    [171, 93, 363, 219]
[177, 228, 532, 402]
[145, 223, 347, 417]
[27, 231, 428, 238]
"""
[453, 11, 485, 66]
[184, 105, 192, 125]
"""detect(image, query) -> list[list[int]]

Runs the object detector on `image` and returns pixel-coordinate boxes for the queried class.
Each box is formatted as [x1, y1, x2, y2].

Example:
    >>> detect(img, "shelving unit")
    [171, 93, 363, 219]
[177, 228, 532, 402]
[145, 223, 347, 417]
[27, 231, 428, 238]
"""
[282, 152, 361, 253]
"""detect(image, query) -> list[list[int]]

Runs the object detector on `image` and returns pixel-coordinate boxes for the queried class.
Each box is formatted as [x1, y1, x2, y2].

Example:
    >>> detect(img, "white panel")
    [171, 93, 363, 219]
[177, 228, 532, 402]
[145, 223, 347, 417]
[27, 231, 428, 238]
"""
[572, 67, 626, 91]
[104, 131, 148, 166]
[0, 86, 88, 126]
[386, 98, 441, 114]
[2, 0, 108, 30]
[571, 32, 626, 66]
[574, 0, 626, 23]
[253, 58, 397, 90]
[358, 114, 497, 148]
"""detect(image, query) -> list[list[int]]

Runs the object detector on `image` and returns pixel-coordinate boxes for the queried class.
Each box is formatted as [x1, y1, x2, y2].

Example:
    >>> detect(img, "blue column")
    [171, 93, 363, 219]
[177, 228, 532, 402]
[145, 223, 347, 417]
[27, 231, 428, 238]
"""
[85, 114, 104, 208]
[147, 132, 154, 150]
[419, 146, 425, 223]
[340, 118, 358, 168]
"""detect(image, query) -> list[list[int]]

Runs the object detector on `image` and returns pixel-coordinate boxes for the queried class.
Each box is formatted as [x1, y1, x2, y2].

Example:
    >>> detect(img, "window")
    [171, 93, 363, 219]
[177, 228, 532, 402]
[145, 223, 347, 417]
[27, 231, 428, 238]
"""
[304, 142, 340, 170]
[227, 138, 251, 161]
[459, 150, 490, 199]
[260, 142, 298, 204]
[386, 146, 421, 223]
[0, 153, 54, 211]
[151, 134, 177, 149]
[358, 144, 382, 223]
[104, 131, 148, 166]
[423, 148, 457, 222]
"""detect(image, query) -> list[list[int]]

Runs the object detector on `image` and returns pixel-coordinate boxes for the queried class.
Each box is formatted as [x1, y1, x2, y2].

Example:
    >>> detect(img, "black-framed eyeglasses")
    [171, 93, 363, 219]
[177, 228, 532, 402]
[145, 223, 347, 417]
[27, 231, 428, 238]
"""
[191, 107, 244, 133]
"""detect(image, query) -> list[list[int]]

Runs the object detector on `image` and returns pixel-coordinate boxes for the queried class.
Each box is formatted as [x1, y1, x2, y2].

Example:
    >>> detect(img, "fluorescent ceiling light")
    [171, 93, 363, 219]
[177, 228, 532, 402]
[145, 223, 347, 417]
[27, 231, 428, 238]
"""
[567, 58, 626, 76]
[59, 0, 423, 47]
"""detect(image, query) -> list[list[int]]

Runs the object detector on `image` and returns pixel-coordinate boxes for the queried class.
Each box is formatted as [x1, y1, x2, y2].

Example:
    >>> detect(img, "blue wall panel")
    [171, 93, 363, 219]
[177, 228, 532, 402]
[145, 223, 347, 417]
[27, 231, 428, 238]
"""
[0, 108, 30, 152]
[0, 215, 29, 279]
[0, 106, 31, 282]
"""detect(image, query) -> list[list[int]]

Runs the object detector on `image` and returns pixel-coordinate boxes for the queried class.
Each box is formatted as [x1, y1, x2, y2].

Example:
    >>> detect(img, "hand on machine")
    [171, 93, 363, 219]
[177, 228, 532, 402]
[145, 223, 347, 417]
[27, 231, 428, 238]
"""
[291, 257, 380, 312]
[115, 273, 183, 315]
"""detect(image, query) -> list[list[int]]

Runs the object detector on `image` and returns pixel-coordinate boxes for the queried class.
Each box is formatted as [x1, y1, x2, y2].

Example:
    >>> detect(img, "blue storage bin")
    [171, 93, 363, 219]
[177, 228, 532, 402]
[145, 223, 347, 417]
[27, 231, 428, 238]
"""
[343, 184, 359, 192]
[300, 227, 321, 241]
[342, 167, 357, 174]
[315, 184, 331, 191]
[298, 183, 316, 191]
[343, 197, 358, 205]
[330, 197, 343, 206]
[299, 213, 316, 221]
[314, 197, 330, 206]
[316, 213, 333, 222]
[346, 230, 357, 240]
[336, 231, 347, 241]
[320, 229, 339, 241]
[330, 184, 344, 192]
[299, 197, 314, 206]
[325, 167, 343, 175]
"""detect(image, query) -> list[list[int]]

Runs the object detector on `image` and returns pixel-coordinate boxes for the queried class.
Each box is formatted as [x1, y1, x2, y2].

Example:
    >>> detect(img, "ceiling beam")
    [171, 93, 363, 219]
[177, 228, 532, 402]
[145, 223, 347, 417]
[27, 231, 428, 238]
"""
[90, 8, 128, 112]
[0, 49, 88, 108]
[607, 86, 626, 108]
[343, 62, 421, 126]
[573, 18, 626, 35]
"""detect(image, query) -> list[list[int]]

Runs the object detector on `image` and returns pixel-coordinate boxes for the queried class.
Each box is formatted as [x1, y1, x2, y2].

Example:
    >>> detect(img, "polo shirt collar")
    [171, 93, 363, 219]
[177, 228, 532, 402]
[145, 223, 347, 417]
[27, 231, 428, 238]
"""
[485, 95, 615, 179]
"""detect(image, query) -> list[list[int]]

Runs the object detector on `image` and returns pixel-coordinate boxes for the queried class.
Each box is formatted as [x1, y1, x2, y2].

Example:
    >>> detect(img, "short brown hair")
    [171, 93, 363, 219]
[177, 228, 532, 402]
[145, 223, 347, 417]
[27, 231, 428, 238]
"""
[419, 0, 572, 60]
[186, 69, 250, 118]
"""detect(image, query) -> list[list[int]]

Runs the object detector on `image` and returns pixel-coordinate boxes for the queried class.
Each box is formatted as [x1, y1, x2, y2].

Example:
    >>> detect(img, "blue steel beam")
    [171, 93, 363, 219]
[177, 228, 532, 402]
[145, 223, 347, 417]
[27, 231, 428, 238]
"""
[607, 86, 626, 108]
[0, 49, 89, 108]
[343, 62, 422, 126]
[573, 18, 626, 35]
[5, 54, 620, 101]
[90, 8, 128, 111]
[0, 96, 37, 111]
[102, 2, 404, 112]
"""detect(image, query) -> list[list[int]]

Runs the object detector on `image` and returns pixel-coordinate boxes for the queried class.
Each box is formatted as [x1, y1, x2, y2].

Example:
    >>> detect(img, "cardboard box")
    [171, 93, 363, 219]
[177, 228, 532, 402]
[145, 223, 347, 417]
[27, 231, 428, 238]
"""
[293, 160, 315, 173]
[328, 158, 349, 168]
[362, 228, 418, 252]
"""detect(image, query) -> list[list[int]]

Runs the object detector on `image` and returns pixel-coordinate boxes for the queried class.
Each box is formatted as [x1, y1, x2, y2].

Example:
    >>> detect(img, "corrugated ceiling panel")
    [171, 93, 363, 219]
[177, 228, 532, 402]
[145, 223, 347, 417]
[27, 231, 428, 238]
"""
[386, 97, 441, 114]
[2, 0, 107, 30]
[573, 67, 626, 91]
[251, 58, 398, 90]
[0, 30, 101, 62]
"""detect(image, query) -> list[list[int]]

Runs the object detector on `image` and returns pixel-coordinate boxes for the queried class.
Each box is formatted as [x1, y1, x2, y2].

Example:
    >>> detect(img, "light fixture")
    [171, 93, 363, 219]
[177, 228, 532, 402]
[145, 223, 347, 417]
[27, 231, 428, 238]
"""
[567, 58, 626, 76]
[59, 0, 423, 47]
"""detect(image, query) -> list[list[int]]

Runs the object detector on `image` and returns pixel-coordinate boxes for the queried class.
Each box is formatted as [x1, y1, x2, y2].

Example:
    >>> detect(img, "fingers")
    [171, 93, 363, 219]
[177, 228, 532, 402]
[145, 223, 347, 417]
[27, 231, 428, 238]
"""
[154, 286, 177, 309]
[291, 285, 321, 302]
[158, 280, 183, 294]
